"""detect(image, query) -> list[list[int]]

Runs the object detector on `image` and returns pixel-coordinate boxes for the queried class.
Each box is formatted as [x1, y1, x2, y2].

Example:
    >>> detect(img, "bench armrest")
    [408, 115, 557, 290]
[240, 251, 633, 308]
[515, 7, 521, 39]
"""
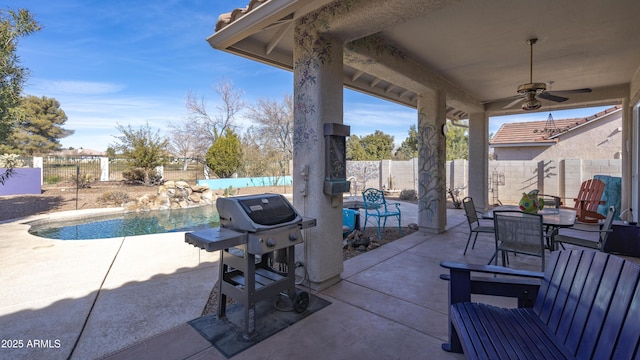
[441, 261, 544, 279]
[440, 261, 543, 308]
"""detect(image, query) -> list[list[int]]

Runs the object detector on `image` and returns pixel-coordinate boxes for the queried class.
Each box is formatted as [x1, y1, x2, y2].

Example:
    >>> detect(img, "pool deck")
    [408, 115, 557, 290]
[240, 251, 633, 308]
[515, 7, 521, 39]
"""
[0, 207, 221, 359]
[2, 201, 632, 359]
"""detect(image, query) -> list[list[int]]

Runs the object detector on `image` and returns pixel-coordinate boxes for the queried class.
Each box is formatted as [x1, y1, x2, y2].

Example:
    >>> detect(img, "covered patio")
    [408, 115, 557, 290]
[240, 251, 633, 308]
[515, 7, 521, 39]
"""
[102, 209, 473, 359]
[208, 0, 640, 290]
[97, 211, 638, 359]
[3, 2, 640, 359]
[2, 202, 638, 358]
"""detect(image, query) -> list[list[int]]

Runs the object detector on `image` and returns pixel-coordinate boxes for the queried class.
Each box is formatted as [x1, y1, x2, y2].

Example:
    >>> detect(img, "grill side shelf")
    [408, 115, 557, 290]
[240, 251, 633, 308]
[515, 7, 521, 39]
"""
[185, 227, 247, 252]
[300, 217, 317, 229]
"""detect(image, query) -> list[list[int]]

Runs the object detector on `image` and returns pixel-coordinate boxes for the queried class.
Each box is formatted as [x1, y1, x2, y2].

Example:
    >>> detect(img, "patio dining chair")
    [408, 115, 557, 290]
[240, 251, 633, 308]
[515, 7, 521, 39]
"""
[462, 197, 495, 255]
[572, 178, 606, 223]
[492, 210, 546, 272]
[361, 188, 401, 238]
[553, 205, 615, 251]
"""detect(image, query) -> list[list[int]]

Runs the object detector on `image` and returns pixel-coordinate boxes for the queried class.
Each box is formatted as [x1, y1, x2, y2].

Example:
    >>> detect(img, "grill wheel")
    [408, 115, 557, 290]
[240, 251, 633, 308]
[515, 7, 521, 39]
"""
[293, 290, 310, 313]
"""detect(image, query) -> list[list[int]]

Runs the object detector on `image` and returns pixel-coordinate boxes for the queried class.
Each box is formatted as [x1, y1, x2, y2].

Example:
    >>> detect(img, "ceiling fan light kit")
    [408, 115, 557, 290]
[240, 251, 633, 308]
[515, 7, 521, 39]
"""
[522, 100, 542, 110]
[522, 91, 542, 110]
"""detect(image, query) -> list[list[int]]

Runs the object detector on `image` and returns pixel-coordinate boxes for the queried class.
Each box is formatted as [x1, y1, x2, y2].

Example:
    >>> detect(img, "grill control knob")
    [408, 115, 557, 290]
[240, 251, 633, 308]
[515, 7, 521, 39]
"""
[266, 238, 277, 248]
[289, 232, 299, 241]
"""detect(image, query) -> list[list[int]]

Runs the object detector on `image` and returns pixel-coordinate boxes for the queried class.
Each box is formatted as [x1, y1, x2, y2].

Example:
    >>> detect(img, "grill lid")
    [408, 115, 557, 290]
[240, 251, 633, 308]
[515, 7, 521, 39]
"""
[216, 193, 302, 232]
[237, 194, 297, 225]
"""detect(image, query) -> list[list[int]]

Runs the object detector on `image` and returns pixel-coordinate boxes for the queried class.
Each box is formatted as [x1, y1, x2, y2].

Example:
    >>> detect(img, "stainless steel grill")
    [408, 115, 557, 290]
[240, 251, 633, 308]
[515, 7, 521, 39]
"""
[185, 193, 316, 339]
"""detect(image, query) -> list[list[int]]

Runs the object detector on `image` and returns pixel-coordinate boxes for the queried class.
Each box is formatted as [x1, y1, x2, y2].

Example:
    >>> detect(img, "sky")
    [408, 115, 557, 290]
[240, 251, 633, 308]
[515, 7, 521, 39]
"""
[7, 1, 611, 152]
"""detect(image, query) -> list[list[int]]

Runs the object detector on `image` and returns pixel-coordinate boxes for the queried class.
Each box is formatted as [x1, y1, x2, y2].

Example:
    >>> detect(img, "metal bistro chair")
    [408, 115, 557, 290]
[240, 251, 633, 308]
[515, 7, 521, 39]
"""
[492, 210, 546, 272]
[462, 197, 495, 255]
[361, 188, 401, 238]
[553, 205, 616, 251]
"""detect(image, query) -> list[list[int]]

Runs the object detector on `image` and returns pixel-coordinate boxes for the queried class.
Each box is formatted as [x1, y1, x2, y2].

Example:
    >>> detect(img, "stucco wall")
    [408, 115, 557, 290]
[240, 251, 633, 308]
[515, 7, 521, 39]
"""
[0, 168, 42, 196]
[539, 114, 622, 160]
[487, 159, 621, 205]
[347, 158, 621, 206]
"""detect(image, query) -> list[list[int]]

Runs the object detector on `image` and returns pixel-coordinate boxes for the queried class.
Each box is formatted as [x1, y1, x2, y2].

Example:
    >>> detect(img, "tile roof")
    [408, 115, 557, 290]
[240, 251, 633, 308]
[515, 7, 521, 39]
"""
[215, 0, 268, 32]
[490, 105, 622, 145]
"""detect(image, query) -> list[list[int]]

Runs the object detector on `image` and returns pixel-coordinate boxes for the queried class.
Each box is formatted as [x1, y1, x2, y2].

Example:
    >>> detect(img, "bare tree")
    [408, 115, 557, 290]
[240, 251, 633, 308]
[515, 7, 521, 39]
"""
[241, 127, 284, 178]
[347, 161, 380, 195]
[243, 94, 293, 177]
[167, 79, 244, 162]
[167, 125, 198, 170]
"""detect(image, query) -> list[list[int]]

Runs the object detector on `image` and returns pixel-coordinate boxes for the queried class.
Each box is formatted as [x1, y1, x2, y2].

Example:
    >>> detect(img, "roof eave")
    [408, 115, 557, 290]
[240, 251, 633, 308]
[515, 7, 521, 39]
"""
[489, 142, 554, 148]
[207, 0, 332, 50]
[547, 106, 623, 140]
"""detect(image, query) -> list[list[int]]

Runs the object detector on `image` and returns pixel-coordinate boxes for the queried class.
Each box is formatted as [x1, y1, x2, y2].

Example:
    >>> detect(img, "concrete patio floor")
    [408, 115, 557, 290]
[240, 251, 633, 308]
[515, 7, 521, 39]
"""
[2, 202, 630, 359]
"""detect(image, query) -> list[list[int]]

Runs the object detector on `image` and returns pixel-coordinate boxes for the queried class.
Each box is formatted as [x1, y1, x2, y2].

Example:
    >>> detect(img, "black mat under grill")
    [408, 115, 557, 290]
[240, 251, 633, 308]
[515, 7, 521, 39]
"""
[188, 293, 331, 358]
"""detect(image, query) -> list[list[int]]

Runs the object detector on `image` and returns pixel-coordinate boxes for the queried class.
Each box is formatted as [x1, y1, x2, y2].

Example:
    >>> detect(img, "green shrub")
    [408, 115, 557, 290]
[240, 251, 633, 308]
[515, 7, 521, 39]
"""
[97, 190, 130, 206]
[399, 189, 417, 201]
[71, 173, 95, 188]
[0, 153, 23, 168]
[122, 168, 162, 185]
[223, 185, 236, 197]
[44, 175, 61, 184]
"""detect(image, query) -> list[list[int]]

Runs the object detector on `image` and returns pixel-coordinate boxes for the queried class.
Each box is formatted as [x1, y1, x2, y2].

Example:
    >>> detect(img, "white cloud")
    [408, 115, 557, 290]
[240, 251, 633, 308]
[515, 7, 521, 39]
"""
[27, 79, 126, 96]
[34, 91, 187, 151]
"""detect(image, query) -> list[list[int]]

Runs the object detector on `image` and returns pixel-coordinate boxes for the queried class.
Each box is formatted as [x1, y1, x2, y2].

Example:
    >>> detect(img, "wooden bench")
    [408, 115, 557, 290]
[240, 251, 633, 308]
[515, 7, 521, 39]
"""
[440, 250, 640, 359]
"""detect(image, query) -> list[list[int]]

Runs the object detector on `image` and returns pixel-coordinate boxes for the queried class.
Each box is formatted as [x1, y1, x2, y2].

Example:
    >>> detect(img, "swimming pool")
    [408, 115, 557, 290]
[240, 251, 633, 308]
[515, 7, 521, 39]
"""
[28, 205, 220, 240]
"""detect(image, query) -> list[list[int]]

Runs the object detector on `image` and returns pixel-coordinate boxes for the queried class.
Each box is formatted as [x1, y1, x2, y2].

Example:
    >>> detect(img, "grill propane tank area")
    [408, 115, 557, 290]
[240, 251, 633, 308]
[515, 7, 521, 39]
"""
[185, 193, 316, 339]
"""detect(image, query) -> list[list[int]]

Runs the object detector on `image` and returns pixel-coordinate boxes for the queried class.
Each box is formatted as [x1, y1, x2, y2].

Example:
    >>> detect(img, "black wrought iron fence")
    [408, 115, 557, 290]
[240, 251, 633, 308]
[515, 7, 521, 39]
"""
[107, 157, 205, 182]
[108, 158, 128, 181]
[38, 156, 283, 185]
[43, 157, 101, 184]
[161, 159, 205, 182]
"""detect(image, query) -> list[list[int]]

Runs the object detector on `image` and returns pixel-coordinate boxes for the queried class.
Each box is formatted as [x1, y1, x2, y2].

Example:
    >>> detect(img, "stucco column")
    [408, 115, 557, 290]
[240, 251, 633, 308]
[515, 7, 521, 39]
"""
[468, 112, 489, 209]
[621, 98, 632, 216]
[417, 91, 447, 233]
[292, 21, 343, 290]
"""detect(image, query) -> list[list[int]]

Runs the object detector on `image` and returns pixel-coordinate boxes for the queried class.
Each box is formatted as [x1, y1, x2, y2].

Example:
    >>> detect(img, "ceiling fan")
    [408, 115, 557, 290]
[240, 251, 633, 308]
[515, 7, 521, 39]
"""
[501, 38, 592, 111]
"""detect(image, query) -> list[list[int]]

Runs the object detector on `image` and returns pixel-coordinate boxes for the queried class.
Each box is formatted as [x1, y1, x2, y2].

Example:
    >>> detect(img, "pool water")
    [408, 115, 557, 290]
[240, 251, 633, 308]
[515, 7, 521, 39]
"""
[29, 205, 220, 240]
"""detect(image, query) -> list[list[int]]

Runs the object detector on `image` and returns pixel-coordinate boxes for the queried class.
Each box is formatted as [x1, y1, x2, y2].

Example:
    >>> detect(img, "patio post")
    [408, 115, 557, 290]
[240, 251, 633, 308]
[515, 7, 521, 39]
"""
[468, 112, 489, 209]
[291, 18, 344, 290]
[417, 91, 447, 233]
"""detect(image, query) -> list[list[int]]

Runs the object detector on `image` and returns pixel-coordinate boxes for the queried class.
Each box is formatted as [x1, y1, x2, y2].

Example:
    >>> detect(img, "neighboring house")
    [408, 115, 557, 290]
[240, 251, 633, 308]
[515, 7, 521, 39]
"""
[490, 105, 622, 161]
[48, 148, 107, 158]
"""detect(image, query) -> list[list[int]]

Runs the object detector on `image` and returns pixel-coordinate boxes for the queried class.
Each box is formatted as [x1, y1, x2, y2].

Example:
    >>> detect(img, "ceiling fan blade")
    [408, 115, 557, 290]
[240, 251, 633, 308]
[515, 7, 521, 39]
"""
[503, 96, 525, 109]
[538, 92, 569, 102]
[547, 88, 592, 94]
[481, 94, 520, 105]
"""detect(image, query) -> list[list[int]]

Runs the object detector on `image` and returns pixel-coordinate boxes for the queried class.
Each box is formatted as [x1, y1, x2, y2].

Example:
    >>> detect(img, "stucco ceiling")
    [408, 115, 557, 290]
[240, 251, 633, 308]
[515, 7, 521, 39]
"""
[209, 0, 640, 119]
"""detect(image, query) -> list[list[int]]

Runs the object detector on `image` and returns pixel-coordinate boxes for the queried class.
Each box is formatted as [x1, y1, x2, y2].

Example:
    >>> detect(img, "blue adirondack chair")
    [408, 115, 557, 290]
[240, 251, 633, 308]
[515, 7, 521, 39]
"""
[361, 188, 402, 238]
